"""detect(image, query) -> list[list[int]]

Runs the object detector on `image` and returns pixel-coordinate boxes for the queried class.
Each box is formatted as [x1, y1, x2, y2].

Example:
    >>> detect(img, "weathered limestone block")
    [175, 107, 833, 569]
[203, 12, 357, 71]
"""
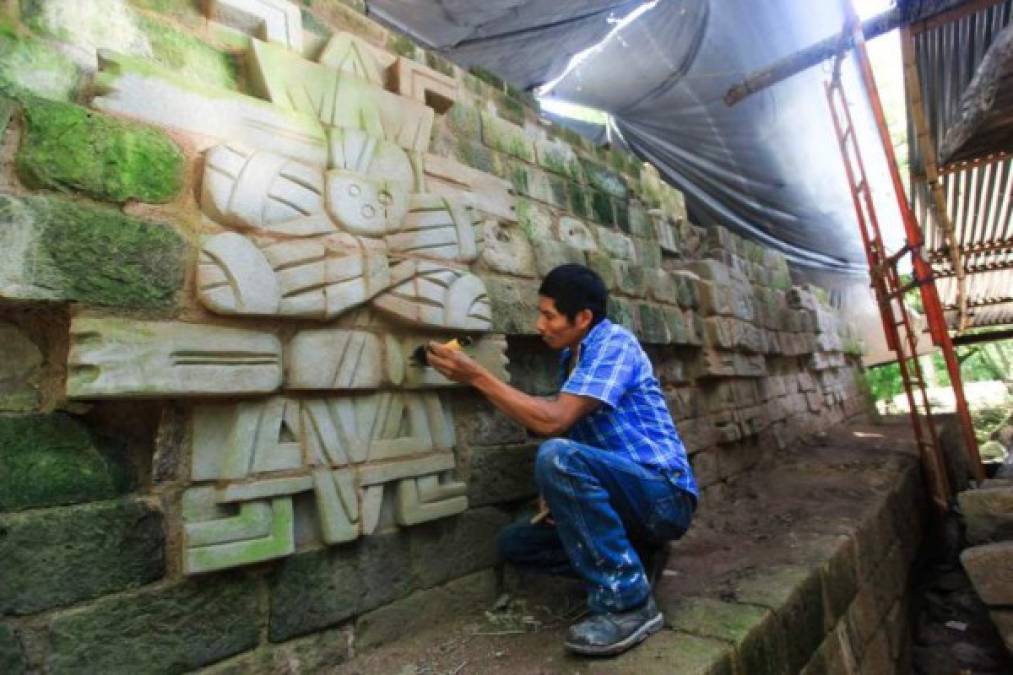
[0, 413, 131, 512]
[651, 209, 679, 254]
[206, 0, 303, 52]
[93, 52, 328, 166]
[17, 97, 184, 204]
[962, 542, 1013, 605]
[0, 194, 186, 308]
[374, 261, 492, 330]
[532, 238, 585, 277]
[480, 112, 535, 162]
[580, 158, 627, 199]
[535, 138, 582, 181]
[646, 269, 679, 305]
[479, 221, 536, 277]
[392, 57, 458, 112]
[66, 316, 283, 398]
[424, 153, 517, 222]
[0, 625, 25, 675]
[484, 275, 540, 335]
[0, 322, 43, 412]
[597, 226, 636, 261]
[21, 0, 153, 68]
[557, 216, 597, 252]
[250, 39, 433, 151]
[613, 260, 647, 298]
[0, 498, 165, 615]
[47, 576, 259, 674]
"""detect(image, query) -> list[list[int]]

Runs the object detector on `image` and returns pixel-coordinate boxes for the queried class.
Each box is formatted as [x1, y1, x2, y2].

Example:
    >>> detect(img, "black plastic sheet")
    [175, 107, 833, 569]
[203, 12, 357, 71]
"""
[370, 0, 906, 273]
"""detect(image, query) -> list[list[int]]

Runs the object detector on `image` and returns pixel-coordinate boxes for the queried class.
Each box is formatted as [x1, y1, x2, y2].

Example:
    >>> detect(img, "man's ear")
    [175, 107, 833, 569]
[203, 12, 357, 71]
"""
[575, 308, 594, 331]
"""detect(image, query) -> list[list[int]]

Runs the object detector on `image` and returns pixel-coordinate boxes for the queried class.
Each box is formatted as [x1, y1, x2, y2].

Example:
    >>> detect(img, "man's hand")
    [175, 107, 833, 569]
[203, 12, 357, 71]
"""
[425, 340, 485, 385]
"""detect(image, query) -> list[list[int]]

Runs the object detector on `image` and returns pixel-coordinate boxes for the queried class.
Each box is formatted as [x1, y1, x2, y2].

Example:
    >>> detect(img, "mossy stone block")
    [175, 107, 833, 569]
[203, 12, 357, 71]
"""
[0, 97, 14, 138]
[568, 182, 591, 219]
[586, 251, 617, 290]
[18, 97, 185, 203]
[0, 498, 165, 615]
[480, 111, 535, 162]
[580, 157, 628, 199]
[0, 194, 187, 308]
[607, 297, 639, 333]
[270, 531, 413, 641]
[666, 596, 789, 675]
[601, 630, 734, 675]
[47, 575, 257, 675]
[638, 302, 670, 344]
[139, 15, 238, 91]
[0, 625, 26, 675]
[454, 138, 495, 174]
[0, 33, 79, 101]
[0, 413, 132, 512]
[590, 189, 615, 226]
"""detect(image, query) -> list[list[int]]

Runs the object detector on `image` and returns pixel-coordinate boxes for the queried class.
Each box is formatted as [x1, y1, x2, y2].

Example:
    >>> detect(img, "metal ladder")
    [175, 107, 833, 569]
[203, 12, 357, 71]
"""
[824, 70, 952, 513]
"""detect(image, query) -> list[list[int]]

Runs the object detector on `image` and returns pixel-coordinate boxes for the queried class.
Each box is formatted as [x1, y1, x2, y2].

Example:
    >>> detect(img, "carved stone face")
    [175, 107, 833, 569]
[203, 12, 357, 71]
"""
[325, 170, 409, 237]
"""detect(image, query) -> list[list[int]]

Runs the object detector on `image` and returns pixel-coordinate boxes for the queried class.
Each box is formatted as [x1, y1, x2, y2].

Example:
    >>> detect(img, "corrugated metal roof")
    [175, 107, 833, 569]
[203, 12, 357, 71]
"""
[910, 0, 1013, 331]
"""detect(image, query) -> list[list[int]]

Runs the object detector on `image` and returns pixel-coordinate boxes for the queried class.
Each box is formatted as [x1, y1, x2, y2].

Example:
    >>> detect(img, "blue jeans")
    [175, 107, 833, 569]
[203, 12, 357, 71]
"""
[497, 438, 695, 614]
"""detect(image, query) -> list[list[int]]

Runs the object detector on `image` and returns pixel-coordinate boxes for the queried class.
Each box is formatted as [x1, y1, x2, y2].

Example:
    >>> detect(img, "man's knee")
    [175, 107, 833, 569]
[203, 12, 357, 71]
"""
[535, 438, 579, 486]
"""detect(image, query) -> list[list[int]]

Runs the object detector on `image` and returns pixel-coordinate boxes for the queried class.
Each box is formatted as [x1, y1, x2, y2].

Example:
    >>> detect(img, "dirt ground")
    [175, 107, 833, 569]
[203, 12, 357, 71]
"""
[331, 418, 1010, 675]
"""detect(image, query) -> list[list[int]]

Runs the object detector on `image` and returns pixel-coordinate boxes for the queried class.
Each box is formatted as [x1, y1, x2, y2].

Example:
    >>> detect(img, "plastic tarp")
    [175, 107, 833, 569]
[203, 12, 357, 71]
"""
[369, 0, 907, 273]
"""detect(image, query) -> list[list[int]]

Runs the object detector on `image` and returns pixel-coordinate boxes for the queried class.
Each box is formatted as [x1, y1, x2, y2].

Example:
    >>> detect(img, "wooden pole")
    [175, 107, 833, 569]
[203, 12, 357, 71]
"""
[899, 27, 969, 332]
[724, 0, 1008, 107]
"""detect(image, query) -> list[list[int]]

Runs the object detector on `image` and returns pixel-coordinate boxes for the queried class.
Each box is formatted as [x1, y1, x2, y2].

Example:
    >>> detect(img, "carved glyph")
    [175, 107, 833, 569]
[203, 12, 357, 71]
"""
[77, 1, 516, 575]
[206, 0, 304, 52]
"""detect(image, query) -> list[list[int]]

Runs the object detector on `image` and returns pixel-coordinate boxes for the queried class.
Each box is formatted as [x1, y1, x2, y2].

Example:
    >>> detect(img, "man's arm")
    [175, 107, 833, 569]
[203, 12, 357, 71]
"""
[426, 342, 600, 436]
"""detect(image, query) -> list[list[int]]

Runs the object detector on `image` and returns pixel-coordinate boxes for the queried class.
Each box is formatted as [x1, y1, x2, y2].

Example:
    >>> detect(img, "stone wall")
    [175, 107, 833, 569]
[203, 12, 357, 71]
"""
[0, 1, 870, 672]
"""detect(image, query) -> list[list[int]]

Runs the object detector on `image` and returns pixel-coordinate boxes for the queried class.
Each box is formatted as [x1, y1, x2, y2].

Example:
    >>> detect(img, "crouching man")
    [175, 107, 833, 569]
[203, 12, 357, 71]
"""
[426, 263, 697, 657]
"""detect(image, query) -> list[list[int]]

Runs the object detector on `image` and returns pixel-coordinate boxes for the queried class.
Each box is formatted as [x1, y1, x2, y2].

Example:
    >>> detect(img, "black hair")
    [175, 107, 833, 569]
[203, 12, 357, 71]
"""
[538, 264, 608, 326]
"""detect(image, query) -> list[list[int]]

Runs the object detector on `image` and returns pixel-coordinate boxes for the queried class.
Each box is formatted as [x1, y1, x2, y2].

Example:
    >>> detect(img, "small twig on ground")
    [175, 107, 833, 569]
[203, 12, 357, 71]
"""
[449, 660, 468, 675]
[472, 630, 528, 636]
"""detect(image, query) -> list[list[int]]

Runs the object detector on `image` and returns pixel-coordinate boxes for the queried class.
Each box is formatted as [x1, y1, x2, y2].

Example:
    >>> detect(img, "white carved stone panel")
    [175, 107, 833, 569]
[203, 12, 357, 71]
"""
[67, 316, 283, 398]
[206, 0, 304, 52]
[93, 52, 328, 167]
[76, 11, 518, 576]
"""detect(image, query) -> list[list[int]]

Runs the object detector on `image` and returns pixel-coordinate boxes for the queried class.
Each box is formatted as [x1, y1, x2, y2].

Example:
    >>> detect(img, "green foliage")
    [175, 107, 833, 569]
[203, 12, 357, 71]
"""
[17, 96, 185, 203]
[865, 361, 904, 402]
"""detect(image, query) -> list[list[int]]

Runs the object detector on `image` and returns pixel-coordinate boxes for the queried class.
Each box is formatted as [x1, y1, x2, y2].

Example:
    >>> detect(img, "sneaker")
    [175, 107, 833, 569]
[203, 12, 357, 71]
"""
[564, 596, 664, 656]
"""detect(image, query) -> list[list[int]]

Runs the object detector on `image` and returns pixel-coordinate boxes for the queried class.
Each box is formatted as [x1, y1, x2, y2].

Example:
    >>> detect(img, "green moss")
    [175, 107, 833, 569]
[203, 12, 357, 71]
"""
[387, 33, 417, 59]
[548, 174, 567, 208]
[590, 190, 614, 225]
[139, 15, 238, 91]
[0, 413, 132, 512]
[0, 97, 14, 137]
[445, 102, 480, 139]
[568, 183, 590, 219]
[0, 625, 26, 675]
[614, 198, 630, 233]
[0, 33, 79, 101]
[495, 91, 525, 126]
[17, 96, 185, 203]
[425, 51, 455, 77]
[509, 163, 529, 196]
[0, 194, 187, 308]
[469, 66, 504, 90]
[128, 0, 202, 22]
[454, 138, 494, 174]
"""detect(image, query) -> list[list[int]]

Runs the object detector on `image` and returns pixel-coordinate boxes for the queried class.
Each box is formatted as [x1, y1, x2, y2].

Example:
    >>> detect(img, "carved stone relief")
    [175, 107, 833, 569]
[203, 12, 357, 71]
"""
[71, 1, 514, 575]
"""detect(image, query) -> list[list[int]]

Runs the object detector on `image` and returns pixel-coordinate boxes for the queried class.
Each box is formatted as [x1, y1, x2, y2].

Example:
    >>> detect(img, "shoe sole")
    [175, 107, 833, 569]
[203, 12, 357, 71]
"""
[564, 612, 664, 657]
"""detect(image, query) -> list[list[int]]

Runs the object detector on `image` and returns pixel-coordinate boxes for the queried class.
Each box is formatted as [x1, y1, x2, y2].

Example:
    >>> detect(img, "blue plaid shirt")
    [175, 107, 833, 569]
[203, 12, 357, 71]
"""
[559, 319, 698, 500]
